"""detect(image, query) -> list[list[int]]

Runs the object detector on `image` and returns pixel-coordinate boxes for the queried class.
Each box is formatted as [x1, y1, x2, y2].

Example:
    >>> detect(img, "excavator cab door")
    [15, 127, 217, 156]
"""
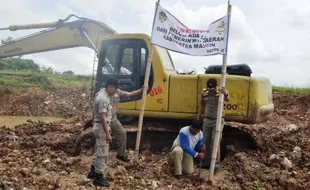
[95, 38, 152, 103]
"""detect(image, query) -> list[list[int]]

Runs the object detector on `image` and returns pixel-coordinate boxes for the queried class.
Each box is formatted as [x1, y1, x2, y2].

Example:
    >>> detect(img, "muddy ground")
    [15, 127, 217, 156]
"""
[0, 87, 309, 190]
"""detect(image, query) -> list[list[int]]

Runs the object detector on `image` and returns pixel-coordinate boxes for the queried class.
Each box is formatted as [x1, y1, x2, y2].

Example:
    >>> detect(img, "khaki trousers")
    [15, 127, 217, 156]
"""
[92, 123, 110, 174]
[110, 118, 127, 157]
[203, 118, 224, 168]
[171, 146, 194, 175]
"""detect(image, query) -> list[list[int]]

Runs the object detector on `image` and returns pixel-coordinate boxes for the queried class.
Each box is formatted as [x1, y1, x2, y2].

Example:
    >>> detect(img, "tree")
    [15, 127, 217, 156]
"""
[0, 58, 40, 71]
[41, 66, 54, 74]
[62, 70, 74, 75]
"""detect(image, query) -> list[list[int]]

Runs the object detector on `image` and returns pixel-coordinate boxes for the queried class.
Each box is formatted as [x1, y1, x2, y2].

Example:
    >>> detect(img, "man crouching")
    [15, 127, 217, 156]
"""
[170, 120, 205, 179]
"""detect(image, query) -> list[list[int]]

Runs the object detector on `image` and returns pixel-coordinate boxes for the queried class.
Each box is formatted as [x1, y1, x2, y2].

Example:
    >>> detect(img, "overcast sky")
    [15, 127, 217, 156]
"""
[0, 0, 309, 87]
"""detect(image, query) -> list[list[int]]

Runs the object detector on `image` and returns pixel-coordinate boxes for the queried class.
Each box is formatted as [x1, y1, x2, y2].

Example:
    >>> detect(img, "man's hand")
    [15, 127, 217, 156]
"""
[197, 152, 204, 160]
[197, 115, 204, 120]
[201, 144, 206, 152]
[141, 85, 149, 91]
[106, 133, 112, 144]
[219, 87, 229, 96]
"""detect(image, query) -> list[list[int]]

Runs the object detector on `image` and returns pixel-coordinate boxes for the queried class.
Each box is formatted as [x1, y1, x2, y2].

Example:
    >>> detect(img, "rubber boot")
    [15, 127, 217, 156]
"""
[93, 173, 110, 187]
[87, 165, 96, 179]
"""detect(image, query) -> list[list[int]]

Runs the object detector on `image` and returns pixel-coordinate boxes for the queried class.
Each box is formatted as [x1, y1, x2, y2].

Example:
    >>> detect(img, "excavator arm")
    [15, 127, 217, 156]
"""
[0, 14, 117, 58]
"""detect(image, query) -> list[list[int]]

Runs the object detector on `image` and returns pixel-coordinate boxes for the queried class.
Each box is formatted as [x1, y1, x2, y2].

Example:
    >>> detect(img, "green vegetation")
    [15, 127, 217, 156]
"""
[0, 69, 92, 89]
[253, 180, 262, 190]
[0, 57, 42, 71]
[273, 86, 310, 95]
[0, 57, 92, 89]
[0, 35, 92, 89]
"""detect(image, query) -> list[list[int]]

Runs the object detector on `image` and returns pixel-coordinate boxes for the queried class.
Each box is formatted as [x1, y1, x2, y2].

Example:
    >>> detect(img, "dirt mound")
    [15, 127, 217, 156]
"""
[221, 122, 310, 190]
[0, 87, 92, 118]
[273, 92, 310, 123]
[0, 87, 310, 189]
[223, 92, 310, 189]
[0, 119, 214, 190]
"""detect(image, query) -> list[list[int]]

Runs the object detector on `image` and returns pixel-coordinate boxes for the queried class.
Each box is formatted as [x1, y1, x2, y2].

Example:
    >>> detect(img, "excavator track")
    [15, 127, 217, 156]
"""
[77, 116, 257, 161]
[118, 117, 258, 159]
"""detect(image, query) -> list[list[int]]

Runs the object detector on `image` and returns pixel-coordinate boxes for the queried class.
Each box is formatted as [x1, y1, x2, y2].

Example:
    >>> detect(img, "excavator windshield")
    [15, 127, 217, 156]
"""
[95, 38, 154, 103]
[101, 44, 133, 75]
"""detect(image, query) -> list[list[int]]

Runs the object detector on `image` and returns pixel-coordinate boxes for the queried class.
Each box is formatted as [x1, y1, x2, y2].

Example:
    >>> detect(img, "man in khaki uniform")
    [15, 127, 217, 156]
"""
[197, 78, 230, 172]
[170, 120, 205, 179]
[109, 86, 145, 162]
[73, 84, 145, 162]
[87, 77, 118, 187]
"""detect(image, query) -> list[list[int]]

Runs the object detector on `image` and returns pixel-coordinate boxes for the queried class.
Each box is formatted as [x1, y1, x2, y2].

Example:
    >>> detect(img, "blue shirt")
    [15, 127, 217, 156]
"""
[172, 126, 203, 158]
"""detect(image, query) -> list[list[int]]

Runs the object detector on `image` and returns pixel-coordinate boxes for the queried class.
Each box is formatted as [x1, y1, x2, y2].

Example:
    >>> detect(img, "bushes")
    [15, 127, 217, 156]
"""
[0, 70, 91, 90]
[0, 58, 40, 71]
[0, 57, 92, 89]
[24, 74, 53, 89]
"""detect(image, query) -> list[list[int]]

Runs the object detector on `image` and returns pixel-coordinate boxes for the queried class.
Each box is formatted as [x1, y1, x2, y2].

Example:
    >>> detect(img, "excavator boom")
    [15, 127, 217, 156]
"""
[0, 14, 117, 58]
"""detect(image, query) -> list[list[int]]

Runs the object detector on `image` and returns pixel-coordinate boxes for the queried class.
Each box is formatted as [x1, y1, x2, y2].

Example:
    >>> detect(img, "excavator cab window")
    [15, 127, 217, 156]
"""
[96, 38, 154, 102]
[101, 44, 133, 75]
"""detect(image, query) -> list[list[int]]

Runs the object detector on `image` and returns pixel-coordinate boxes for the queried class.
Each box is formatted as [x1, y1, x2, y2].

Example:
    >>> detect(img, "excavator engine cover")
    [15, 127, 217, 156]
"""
[204, 63, 252, 77]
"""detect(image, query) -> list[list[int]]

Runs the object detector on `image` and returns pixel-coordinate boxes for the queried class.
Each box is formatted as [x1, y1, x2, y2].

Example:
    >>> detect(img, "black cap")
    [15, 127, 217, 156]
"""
[206, 78, 217, 88]
[105, 77, 120, 88]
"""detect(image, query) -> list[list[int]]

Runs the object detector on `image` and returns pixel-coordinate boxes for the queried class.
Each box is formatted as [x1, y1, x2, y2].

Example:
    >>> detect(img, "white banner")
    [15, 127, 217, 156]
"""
[151, 3, 229, 56]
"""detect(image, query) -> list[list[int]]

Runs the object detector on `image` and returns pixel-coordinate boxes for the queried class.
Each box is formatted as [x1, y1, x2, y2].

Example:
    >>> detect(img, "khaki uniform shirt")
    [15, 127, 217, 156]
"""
[201, 89, 223, 119]
[98, 88, 127, 122]
[110, 89, 127, 122]
[93, 88, 112, 123]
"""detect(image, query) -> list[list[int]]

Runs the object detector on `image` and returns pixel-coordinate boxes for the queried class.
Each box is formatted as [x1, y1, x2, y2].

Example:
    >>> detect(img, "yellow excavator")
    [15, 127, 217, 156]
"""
[0, 14, 274, 154]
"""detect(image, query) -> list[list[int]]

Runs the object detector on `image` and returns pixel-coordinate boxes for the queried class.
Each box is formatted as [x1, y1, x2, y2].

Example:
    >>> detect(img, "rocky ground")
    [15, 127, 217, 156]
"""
[0, 87, 92, 119]
[0, 87, 309, 190]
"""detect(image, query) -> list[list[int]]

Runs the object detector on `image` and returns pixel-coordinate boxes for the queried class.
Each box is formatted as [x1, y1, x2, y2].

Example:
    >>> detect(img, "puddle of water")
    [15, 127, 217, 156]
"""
[0, 115, 65, 128]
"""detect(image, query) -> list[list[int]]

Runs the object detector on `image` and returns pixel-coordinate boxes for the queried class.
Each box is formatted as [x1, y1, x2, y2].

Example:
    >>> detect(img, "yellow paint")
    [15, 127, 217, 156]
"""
[169, 74, 198, 113]
[118, 109, 196, 120]
[248, 77, 274, 123]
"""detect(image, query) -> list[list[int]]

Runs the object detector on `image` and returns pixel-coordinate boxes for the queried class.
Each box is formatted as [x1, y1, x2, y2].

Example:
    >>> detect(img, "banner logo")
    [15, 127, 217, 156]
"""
[159, 11, 167, 23]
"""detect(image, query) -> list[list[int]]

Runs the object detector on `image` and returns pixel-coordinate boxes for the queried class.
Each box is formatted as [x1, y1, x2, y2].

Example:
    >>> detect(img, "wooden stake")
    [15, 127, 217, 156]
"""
[134, 0, 160, 161]
[134, 44, 154, 161]
[208, 0, 232, 182]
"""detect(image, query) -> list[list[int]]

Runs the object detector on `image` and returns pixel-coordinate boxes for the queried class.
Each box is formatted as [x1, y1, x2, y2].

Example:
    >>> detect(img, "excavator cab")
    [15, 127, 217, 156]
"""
[95, 38, 154, 103]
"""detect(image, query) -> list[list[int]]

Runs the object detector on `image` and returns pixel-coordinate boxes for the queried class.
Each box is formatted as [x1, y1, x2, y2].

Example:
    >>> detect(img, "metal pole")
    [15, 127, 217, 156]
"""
[0, 21, 60, 31]
[80, 29, 100, 55]
[208, 0, 231, 182]
[0, 27, 9, 31]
